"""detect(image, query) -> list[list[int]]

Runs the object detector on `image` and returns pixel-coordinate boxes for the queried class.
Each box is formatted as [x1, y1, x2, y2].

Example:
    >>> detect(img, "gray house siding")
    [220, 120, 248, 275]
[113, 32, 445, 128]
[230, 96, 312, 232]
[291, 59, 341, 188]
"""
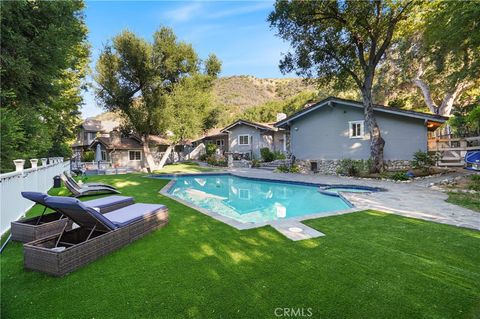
[290, 104, 427, 161]
[228, 125, 274, 159]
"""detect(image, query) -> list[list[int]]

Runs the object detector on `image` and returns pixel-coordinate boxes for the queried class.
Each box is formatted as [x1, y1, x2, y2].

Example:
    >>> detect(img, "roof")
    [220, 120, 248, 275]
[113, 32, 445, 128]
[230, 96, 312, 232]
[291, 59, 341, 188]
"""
[192, 128, 228, 143]
[91, 136, 143, 150]
[89, 134, 176, 150]
[81, 119, 103, 132]
[221, 119, 277, 133]
[275, 96, 449, 128]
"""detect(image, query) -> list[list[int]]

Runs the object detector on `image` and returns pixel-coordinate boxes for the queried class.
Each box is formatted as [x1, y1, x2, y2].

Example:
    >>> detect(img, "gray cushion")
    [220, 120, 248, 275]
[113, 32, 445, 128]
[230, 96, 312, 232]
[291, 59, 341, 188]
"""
[84, 196, 133, 209]
[103, 203, 167, 227]
[44, 196, 118, 231]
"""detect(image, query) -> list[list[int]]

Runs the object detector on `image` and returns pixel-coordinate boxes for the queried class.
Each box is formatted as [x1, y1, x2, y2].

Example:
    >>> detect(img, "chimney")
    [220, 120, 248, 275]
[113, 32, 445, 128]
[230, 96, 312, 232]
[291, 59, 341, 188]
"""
[276, 113, 287, 122]
[110, 128, 121, 145]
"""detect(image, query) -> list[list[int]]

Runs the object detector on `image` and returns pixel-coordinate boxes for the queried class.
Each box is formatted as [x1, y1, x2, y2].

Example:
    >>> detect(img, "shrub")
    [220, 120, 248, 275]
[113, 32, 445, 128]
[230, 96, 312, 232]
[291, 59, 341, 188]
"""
[411, 150, 438, 172]
[273, 151, 286, 160]
[260, 147, 275, 162]
[199, 154, 208, 161]
[390, 171, 409, 181]
[206, 144, 217, 156]
[337, 159, 364, 176]
[81, 151, 94, 162]
[276, 164, 300, 173]
[251, 159, 261, 168]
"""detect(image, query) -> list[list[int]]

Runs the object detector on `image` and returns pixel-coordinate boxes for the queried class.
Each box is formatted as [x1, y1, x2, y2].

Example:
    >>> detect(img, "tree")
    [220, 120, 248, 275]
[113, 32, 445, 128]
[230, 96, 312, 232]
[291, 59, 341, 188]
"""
[95, 27, 220, 171]
[269, 0, 415, 172]
[0, 0, 88, 171]
[398, 1, 480, 116]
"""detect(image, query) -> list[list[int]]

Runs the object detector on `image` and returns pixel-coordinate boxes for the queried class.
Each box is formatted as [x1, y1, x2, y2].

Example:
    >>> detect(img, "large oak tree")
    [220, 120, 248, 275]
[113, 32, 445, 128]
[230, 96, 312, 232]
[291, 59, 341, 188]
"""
[269, 0, 415, 172]
[95, 27, 220, 171]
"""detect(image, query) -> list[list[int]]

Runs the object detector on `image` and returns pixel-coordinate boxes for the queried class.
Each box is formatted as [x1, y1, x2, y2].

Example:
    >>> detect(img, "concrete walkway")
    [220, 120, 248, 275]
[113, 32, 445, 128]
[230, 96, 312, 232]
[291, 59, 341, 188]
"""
[230, 168, 480, 231]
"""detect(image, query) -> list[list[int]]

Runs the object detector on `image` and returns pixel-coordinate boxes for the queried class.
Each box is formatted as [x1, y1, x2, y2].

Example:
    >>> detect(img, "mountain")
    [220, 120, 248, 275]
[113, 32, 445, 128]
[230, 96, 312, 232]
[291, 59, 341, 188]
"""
[213, 75, 316, 111]
[91, 76, 318, 126]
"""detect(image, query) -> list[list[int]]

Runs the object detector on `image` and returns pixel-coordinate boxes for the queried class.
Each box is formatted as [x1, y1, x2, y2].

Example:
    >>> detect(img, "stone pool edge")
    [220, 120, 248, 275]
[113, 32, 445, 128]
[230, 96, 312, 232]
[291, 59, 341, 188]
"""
[157, 173, 363, 240]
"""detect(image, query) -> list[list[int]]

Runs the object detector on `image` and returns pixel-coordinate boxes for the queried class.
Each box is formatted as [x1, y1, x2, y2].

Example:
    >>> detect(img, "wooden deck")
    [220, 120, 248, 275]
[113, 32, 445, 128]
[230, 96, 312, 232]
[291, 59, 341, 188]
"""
[428, 136, 480, 166]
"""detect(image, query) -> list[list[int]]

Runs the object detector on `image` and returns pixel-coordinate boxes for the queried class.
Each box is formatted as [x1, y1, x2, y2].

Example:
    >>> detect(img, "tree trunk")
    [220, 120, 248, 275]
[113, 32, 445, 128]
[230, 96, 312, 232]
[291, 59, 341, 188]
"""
[362, 88, 385, 173]
[142, 135, 157, 172]
[158, 144, 175, 169]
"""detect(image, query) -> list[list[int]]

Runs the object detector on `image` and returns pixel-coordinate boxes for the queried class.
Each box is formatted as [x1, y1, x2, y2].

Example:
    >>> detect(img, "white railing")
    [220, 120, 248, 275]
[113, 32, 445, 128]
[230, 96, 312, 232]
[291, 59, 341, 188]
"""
[0, 158, 70, 235]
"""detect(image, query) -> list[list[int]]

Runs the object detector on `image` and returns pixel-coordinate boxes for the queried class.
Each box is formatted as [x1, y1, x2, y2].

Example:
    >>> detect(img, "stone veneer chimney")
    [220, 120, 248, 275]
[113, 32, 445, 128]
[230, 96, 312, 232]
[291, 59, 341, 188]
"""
[110, 128, 121, 146]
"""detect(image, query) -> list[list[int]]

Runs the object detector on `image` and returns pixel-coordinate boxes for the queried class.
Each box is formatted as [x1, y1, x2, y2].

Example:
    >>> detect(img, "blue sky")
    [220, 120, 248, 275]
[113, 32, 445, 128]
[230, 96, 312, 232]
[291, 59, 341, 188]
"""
[81, 0, 291, 118]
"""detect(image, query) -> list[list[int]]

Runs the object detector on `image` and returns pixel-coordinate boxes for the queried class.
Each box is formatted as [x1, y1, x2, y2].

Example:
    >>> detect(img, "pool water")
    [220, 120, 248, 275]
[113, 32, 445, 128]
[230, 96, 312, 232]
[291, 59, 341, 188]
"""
[167, 175, 351, 224]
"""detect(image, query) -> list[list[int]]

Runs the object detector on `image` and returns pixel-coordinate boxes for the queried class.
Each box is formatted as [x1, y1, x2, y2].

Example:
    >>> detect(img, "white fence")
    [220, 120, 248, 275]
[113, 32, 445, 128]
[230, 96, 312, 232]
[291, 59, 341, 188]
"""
[0, 158, 70, 235]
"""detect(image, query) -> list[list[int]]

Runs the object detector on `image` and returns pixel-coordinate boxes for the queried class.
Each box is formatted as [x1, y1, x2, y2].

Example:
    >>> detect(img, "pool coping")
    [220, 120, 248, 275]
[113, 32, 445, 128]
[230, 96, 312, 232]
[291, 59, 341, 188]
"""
[156, 173, 365, 238]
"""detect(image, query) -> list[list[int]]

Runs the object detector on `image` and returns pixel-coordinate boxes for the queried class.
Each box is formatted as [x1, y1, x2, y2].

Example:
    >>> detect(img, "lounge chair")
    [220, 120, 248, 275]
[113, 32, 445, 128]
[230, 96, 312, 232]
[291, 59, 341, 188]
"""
[11, 192, 134, 243]
[23, 196, 168, 276]
[60, 174, 120, 197]
[64, 171, 117, 190]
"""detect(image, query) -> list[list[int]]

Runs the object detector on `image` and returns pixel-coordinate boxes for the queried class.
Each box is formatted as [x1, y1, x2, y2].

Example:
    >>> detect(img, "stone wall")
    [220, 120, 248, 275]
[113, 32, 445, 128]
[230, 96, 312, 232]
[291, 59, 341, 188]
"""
[295, 159, 412, 175]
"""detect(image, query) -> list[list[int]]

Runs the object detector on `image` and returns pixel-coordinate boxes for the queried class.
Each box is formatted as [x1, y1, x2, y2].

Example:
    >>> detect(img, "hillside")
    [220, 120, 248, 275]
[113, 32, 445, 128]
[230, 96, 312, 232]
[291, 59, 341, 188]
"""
[91, 76, 318, 125]
[213, 76, 317, 111]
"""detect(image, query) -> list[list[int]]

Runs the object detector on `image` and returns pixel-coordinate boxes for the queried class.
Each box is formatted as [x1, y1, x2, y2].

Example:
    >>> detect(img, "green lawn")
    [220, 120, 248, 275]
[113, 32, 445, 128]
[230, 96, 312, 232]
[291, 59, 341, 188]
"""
[152, 161, 220, 175]
[447, 192, 480, 212]
[1, 174, 479, 318]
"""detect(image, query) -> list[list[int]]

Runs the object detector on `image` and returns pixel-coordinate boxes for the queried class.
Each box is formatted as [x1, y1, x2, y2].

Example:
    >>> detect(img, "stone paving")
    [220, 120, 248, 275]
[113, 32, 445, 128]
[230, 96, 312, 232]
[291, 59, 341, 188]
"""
[231, 168, 480, 231]
[158, 168, 479, 240]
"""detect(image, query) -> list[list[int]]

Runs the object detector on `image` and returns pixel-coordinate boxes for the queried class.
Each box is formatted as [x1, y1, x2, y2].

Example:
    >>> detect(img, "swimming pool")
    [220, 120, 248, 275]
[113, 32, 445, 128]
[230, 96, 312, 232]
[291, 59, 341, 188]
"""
[165, 174, 352, 224]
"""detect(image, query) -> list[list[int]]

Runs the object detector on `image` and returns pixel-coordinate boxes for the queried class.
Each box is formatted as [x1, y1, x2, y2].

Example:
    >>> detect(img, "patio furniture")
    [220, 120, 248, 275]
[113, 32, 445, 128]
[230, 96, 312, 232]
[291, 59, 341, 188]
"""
[23, 196, 169, 276]
[64, 171, 117, 190]
[11, 192, 134, 243]
[60, 174, 120, 197]
[465, 151, 480, 171]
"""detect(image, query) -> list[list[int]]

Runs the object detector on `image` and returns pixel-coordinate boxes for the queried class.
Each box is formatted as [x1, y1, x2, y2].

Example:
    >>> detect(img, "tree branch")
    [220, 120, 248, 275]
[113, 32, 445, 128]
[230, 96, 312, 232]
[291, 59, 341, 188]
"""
[413, 78, 438, 114]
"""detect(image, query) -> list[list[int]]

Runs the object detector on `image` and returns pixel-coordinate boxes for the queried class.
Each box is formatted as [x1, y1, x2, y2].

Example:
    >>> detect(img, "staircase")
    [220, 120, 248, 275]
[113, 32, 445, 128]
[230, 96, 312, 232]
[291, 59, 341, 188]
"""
[429, 136, 480, 167]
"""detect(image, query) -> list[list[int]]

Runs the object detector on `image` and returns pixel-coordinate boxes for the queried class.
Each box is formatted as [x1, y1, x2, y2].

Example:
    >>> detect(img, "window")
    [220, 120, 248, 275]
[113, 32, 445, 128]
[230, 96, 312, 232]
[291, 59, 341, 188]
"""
[101, 150, 107, 161]
[238, 135, 250, 145]
[129, 150, 142, 161]
[216, 139, 224, 147]
[349, 121, 364, 138]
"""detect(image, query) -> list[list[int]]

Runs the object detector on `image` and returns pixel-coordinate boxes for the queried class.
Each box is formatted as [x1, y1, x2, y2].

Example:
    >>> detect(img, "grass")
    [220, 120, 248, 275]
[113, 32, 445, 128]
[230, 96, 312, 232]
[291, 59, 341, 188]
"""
[152, 161, 220, 175]
[447, 192, 480, 212]
[446, 174, 480, 213]
[1, 174, 480, 318]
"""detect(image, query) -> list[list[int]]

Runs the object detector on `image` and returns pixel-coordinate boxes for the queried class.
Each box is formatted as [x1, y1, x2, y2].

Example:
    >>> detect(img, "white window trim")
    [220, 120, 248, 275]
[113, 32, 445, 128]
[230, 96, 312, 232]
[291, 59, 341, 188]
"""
[349, 121, 365, 139]
[216, 139, 224, 146]
[128, 150, 142, 161]
[238, 134, 250, 146]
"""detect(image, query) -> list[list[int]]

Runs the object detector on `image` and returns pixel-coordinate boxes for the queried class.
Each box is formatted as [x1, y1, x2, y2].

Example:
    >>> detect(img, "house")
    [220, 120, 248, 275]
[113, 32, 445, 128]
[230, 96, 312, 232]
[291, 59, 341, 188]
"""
[89, 130, 176, 170]
[71, 118, 120, 159]
[275, 97, 448, 172]
[191, 128, 228, 153]
[220, 119, 287, 159]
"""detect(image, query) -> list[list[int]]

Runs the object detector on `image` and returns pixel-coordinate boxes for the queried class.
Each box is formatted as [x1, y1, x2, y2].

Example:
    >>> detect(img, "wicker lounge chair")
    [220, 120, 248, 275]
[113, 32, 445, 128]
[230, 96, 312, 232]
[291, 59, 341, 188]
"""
[23, 196, 168, 276]
[60, 174, 120, 197]
[11, 192, 134, 243]
[64, 171, 117, 190]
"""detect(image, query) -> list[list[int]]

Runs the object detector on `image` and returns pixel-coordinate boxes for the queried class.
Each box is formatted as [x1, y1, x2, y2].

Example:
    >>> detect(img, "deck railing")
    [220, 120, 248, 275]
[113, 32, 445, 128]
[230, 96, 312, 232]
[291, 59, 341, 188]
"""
[0, 158, 70, 235]
[428, 136, 480, 166]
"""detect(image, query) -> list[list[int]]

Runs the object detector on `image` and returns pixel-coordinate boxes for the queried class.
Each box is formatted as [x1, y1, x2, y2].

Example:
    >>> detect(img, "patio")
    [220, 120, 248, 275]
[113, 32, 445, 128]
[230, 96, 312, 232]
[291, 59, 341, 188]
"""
[1, 170, 479, 318]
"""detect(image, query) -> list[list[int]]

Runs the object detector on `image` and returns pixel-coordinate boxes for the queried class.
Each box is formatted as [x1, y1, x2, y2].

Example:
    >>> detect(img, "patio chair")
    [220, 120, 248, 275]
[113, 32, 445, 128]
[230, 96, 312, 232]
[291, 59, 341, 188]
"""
[64, 171, 117, 190]
[60, 174, 120, 197]
[11, 192, 134, 243]
[23, 196, 169, 276]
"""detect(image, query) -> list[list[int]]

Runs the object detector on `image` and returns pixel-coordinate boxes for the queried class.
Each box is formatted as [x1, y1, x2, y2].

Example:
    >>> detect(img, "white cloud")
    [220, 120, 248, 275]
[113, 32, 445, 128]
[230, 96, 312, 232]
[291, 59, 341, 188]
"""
[207, 2, 272, 19]
[165, 2, 204, 22]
